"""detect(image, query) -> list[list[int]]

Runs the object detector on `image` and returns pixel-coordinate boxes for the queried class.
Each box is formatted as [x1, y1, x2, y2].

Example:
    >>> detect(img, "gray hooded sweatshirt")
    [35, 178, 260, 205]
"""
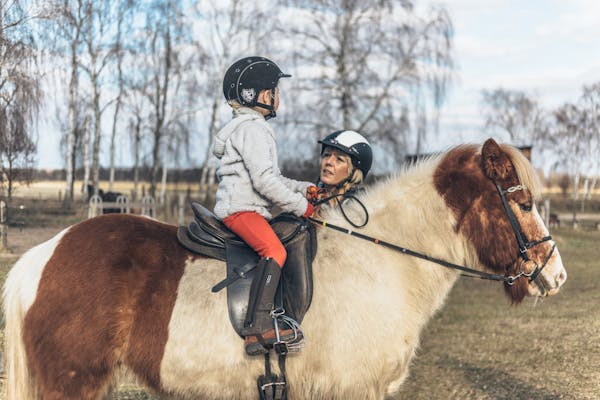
[212, 107, 312, 220]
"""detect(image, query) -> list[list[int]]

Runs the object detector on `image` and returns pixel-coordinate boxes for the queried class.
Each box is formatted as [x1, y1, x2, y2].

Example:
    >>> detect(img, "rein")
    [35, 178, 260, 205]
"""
[308, 183, 556, 287]
[311, 191, 369, 228]
[307, 217, 517, 284]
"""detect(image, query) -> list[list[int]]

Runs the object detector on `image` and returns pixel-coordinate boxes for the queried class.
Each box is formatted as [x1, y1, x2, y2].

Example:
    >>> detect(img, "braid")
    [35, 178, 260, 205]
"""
[324, 168, 364, 208]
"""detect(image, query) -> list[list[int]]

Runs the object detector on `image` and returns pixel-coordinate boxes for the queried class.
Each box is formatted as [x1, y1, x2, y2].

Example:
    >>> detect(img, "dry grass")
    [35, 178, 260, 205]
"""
[0, 226, 598, 399]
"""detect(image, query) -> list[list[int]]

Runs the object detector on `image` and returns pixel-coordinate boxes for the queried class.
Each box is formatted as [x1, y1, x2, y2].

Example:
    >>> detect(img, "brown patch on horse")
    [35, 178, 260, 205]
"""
[23, 214, 200, 399]
[433, 139, 528, 302]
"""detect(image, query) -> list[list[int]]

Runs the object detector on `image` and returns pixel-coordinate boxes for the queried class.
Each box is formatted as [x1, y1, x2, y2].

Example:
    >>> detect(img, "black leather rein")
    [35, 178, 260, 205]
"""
[308, 217, 518, 284]
[308, 182, 556, 286]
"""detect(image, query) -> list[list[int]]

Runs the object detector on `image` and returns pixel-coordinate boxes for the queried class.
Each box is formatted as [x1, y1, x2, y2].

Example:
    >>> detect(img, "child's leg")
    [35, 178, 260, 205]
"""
[222, 211, 287, 267]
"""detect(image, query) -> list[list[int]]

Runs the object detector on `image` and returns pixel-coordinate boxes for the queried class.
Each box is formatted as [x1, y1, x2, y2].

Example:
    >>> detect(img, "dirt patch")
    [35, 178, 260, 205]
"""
[0, 226, 65, 257]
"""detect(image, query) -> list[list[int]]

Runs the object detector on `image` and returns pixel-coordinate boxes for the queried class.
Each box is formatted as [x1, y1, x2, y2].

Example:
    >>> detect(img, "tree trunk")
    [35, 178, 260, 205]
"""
[132, 115, 141, 201]
[91, 74, 102, 196]
[81, 114, 91, 196]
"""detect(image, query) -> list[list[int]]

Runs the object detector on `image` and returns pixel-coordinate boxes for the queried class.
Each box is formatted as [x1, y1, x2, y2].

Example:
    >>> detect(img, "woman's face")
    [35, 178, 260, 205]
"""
[320, 147, 352, 186]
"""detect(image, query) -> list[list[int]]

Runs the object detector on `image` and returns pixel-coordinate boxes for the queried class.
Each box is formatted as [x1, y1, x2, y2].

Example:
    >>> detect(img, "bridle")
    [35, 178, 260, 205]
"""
[309, 181, 556, 290]
[494, 182, 556, 290]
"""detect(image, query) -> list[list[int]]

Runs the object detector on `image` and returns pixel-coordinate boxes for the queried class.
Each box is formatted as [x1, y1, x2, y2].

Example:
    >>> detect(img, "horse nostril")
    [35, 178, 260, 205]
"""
[557, 270, 567, 286]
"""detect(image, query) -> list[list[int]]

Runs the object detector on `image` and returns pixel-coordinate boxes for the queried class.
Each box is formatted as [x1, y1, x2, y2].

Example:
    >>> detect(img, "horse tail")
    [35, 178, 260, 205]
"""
[3, 259, 37, 400]
[3, 252, 42, 400]
[2, 231, 65, 400]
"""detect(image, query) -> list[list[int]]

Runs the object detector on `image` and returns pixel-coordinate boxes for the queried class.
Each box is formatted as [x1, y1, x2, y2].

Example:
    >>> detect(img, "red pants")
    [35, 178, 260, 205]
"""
[223, 211, 286, 267]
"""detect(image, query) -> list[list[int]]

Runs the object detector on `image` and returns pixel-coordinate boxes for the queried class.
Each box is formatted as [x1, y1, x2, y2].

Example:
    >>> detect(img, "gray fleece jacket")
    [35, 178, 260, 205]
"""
[212, 107, 312, 220]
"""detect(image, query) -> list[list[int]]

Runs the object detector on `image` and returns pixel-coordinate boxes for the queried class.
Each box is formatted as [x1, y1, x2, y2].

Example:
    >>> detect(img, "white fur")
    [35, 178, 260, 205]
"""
[3, 228, 69, 400]
[160, 158, 479, 399]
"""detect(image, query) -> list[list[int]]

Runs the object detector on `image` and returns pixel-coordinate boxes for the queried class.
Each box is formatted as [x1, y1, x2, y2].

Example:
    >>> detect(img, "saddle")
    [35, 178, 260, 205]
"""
[177, 202, 317, 337]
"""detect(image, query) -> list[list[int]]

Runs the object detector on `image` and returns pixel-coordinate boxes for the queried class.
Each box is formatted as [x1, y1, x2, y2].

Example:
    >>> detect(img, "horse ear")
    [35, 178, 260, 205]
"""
[481, 138, 513, 180]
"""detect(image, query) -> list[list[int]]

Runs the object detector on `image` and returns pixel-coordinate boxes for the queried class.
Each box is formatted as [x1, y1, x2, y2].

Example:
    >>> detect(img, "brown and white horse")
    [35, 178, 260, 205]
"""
[3, 139, 567, 400]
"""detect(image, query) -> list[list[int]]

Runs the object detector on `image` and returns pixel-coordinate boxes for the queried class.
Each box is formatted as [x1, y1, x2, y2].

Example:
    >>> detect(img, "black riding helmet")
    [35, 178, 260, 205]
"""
[222, 56, 291, 119]
[318, 130, 373, 177]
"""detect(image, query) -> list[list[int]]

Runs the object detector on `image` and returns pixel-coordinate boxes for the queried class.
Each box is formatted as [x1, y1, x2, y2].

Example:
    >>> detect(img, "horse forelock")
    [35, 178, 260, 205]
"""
[500, 143, 542, 200]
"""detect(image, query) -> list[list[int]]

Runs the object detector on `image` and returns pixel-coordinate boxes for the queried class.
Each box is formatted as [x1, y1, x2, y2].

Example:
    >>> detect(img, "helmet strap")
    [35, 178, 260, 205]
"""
[255, 102, 276, 120]
[254, 88, 277, 120]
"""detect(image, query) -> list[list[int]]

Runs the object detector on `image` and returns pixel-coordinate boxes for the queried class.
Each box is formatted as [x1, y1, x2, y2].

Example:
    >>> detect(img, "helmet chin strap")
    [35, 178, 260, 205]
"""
[255, 88, 277, 120]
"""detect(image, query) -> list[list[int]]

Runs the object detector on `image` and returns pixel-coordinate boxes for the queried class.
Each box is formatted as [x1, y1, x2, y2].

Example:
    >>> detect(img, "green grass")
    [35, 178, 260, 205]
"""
[0, 229, 598, 399]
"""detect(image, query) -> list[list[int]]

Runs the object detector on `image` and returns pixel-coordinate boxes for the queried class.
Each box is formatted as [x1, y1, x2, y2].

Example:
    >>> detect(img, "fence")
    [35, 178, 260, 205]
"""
[87, 193, 194, 225]
[88, 195, 156, 219]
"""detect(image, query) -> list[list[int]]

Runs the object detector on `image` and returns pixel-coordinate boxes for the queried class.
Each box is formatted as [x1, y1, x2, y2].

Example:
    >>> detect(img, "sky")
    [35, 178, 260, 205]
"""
[430, 0, 600, 150]
[35, 0, 600, 170]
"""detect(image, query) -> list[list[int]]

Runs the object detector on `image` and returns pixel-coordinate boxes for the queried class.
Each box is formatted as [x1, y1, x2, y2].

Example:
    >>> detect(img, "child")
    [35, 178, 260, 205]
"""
[213, 56, 314, 355]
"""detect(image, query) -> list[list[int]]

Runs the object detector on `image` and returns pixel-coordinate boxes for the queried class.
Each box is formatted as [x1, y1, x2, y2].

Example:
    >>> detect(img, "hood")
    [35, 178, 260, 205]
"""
[213, 108, 264, 159]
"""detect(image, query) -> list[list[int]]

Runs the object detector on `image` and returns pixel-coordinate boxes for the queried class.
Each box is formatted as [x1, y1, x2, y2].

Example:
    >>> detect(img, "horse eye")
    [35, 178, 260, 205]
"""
[519, 203, 532, 212]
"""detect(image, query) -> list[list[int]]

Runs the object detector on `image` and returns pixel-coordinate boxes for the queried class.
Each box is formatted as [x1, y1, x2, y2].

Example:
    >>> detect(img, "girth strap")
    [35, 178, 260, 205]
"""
[257, 352, 287, 400]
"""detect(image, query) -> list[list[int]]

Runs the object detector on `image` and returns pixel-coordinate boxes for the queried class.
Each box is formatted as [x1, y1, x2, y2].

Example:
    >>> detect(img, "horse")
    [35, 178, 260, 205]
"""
[3, 139, 567, 400]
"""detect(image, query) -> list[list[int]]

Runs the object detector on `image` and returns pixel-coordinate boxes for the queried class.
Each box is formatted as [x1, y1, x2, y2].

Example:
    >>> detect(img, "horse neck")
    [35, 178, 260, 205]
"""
[315, 160, 473, 328]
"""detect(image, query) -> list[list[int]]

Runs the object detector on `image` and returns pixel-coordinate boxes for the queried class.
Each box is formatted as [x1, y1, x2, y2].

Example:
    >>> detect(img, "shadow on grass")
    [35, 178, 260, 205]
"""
[437, 356, 567, 400]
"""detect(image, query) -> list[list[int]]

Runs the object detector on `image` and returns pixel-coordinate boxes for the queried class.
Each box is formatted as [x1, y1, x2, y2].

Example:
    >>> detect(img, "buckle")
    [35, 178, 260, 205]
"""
[273, 341, 289, 355]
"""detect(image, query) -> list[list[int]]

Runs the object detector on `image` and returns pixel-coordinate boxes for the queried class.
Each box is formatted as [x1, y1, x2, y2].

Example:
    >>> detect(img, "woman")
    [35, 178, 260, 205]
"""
[309, 130, 373, 213]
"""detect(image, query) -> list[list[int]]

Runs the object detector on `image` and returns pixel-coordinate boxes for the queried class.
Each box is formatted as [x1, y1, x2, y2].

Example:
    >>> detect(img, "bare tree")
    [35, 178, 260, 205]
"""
[42, 0, 87, 202]
[277, 0, 454, 166]
[550, 103, 586, 225]
[0, 0, 42, 200]
[578, 82, 600, 207]
[80, 0, 119, 197]
[191, 0, 265, 189]
[481, 88, 548, 146]
[107, 0, 134, 191]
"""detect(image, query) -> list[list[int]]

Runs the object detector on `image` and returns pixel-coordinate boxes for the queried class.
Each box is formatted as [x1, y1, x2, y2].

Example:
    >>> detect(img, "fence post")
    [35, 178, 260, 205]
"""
[0, 201, 7, 252]
[116, 195, 130, 213]
[178, 193, 185, 226]
[141, 196, 156, 219]
[88, 195, 103, 218]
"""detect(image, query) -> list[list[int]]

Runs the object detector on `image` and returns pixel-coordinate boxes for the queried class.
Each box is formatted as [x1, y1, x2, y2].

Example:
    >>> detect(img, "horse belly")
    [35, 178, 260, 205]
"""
[159, 258, 264, 398]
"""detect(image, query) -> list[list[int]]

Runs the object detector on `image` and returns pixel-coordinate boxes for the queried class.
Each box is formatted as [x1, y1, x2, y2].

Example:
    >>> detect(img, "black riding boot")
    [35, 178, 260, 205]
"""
[242, 258, 300, 355]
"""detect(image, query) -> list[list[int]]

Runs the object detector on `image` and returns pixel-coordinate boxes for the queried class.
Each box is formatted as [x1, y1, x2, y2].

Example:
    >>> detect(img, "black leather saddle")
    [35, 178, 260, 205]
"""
[177, 202, 317, 337]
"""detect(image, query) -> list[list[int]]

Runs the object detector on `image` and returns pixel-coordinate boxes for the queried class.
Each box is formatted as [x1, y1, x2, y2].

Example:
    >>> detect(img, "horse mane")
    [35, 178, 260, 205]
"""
[318, 140, 541, 240]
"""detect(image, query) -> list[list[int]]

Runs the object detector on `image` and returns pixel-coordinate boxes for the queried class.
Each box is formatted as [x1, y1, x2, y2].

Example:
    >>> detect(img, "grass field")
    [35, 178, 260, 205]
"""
[0, 227, 598, 399]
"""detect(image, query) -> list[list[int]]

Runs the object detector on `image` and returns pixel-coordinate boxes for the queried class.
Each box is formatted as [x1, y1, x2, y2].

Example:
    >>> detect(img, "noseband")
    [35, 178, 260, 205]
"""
[494, 183, 556, 287]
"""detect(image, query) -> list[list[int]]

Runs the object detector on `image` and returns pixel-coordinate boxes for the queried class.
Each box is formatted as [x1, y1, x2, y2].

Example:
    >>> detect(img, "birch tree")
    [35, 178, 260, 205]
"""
[80, 0, 114, 196]
[551, 103, 586, 225]
[131, 0, 195, 198]
[43, 0, 87, 202]
[191, 0, 266, 188]
[107, 0, 134, 191]
[0, 0, 42, 200]
[576, 82, 600, 210]
[277, 0, 454, 167]
[481, 88, 548, 146]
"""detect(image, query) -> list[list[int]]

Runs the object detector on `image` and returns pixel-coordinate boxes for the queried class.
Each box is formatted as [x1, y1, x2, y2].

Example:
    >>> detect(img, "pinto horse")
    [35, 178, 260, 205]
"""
[3, 139, 567, 400]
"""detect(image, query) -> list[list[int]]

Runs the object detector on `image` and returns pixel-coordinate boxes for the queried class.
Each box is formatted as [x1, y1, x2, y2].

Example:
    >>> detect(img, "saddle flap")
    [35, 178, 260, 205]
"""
[177, 226, 226, 261]
[188, 220, 225, 247]
[191, 202, 239, 241]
